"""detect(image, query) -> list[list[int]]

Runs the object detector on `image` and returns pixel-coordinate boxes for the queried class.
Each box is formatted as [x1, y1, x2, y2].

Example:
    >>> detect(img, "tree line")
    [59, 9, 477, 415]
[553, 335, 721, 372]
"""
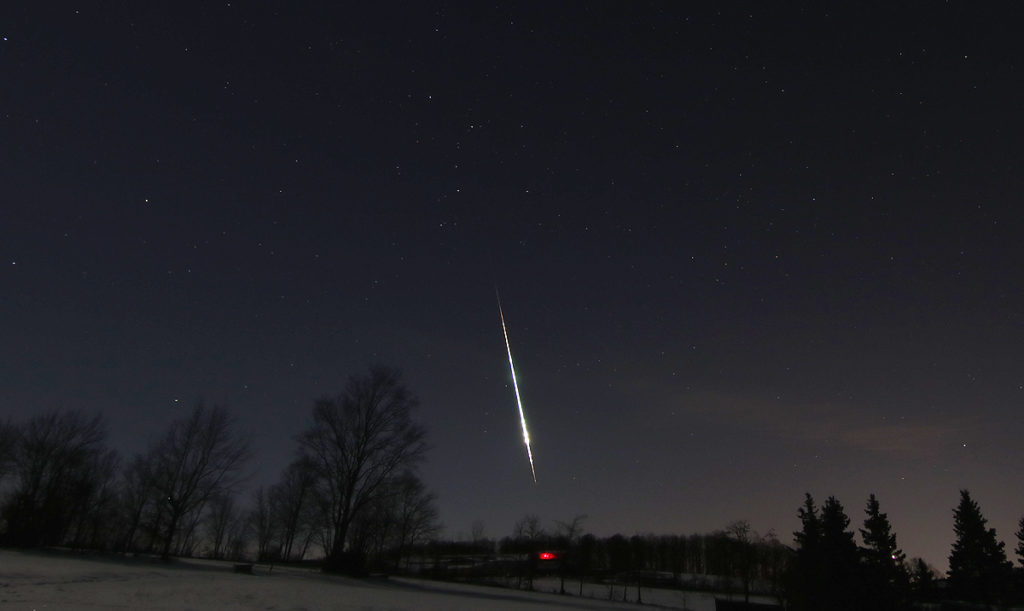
[422, 491, 1024, 609]
[0, 365, 439, 574]
[788, 490, 1023, 609]
[422, 515, 790, 601]
[4, 368, 1024, 606]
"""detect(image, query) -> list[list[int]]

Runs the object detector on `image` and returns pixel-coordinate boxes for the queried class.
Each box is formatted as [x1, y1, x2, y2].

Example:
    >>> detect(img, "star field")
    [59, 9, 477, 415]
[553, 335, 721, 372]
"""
[3, 3, 1024, 570]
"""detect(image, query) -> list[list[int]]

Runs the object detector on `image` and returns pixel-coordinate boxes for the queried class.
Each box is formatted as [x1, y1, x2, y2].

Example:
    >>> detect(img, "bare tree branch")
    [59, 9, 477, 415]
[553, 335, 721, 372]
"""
[298, 365, 427, 573]
[145, 403, 250, 560]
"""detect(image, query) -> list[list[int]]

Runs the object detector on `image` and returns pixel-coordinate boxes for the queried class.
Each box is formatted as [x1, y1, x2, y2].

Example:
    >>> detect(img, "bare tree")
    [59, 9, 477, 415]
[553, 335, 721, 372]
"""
[298, 366, 427, 573]
[249, 486, 277, 561]
[388, 472, 440, 571]
[725, 519, 757, 603]
[514, 514, 545, 540]
[554, 514, 587, 594]
[269, 457, 318, 561]
[205, 492, 241, 559]
[0, 418, 15, 484]
[65, 447, 121, 550]
[145, 403, 250, 560]
[512, 514, 545, 590]
[1, 410, 110, 547]
[760, 530, 791, 603]
[224, 513, 250, 561]
[347, 492, 395, 566]
[118, 453, 159, 553]
[471, 520, 487, 546]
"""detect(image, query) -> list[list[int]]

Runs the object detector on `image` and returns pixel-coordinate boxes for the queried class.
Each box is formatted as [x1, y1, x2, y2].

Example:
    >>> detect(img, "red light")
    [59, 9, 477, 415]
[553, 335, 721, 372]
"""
[539, 552, 556, 560]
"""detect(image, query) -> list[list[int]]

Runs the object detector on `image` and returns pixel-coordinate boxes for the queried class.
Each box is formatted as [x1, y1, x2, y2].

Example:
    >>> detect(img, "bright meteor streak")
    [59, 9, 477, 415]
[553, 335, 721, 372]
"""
[497, 291, 537, 483]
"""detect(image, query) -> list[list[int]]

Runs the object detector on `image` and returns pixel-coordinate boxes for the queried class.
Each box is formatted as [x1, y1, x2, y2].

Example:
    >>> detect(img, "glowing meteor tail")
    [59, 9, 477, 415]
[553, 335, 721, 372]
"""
[496, 291, 537, 483]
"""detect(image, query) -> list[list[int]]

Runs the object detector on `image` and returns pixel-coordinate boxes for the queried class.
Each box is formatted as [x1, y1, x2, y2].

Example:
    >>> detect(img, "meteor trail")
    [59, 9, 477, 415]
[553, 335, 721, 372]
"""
[496, 290, 537, 483]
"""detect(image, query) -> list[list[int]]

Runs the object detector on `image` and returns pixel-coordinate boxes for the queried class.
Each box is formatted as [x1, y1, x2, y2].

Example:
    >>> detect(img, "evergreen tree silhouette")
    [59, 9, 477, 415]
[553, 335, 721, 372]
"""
[948, 489, 1012, 603]
[819, 496, 860, 610]
[910, 558, 938, 601]
[1015, 515, 1024, 569]
[788, 493, 837, 610]
[859, 494, 909, 609]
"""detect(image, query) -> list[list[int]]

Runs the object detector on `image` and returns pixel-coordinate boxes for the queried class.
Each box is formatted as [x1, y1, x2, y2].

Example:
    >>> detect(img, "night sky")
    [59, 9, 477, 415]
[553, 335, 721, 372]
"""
[4, 3, 1023, 570]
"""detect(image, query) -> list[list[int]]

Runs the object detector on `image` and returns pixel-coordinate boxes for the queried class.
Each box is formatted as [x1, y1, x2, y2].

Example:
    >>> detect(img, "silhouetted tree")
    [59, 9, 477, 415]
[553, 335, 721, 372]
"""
[249, 486, 277, 561]
[388, 472, 439, 571]
[347, 472, 438, 572]
[347, 490, 394, 565]
[205, 492, 241, 559]
[117, 453, 158, 552]
[819, 496, 860, 610]
[726, 519, 757, 603]
[470, 520, 486, 545]
[607, 533, 631, 574]
[1015, 515, 1024, 569]
[629, 534, 647, 603]
[298, 366, 427, 574]
[65, 446, 120, 550]
[948, 489, 1012, 603]
[760, 530, 792, 604]
[605, 534, 631, 600]
[909, 557, 939, 601]
[514, 513, 544, 540]
[0, 418, 14, 485]
[554, 514, 587, 594]
[1, 410, 111, 547]
[269, 457, 318, 561]
[653, 534, 681, 580]
[686, 532, 705, 575]
[794, 493, 822, 552]
[145, 403, 250, 560]
[787, 493, 823, 610]
[859, 494, 908, 609]
[224, 513, 249, 561]
[578, 533, 597, 595]
[510, 513, 546, 589]
[787, 494, 860, 610]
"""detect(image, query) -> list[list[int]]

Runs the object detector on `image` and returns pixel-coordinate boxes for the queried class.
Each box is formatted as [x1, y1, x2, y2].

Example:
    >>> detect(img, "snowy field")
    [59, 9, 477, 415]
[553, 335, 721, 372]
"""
[0, 549, 779, 610]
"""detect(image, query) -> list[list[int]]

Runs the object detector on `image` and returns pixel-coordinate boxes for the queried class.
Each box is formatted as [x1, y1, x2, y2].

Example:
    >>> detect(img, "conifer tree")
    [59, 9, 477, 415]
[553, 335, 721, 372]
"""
[788, 494, 862, 610]
[787, 493, 823, 611]
[794, 493, 822, 557]
[860, 494, 908, 609]
[861, 494, 905, 566]
[821, 496, 857, 551]
[910, 558, 938, 599]
[1015, 515, 1024, 569]
[819, 496, 860, 611]
[948, 489, 1012, 603]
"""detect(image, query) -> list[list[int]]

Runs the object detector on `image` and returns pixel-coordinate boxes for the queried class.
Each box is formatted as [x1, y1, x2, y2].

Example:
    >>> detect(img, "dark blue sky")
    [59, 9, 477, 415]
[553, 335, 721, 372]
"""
[3, 2, 1023, 569]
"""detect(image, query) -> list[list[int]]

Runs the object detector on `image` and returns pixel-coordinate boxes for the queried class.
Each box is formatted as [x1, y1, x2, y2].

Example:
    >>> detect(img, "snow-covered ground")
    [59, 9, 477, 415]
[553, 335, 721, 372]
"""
[0, 549, 778, 610]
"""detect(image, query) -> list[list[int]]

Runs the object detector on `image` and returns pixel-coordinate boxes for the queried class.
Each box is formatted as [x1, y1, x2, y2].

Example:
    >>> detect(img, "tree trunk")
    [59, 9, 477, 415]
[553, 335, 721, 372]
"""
[161, 512, 179, 561]
[325, 517, 351, 573]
